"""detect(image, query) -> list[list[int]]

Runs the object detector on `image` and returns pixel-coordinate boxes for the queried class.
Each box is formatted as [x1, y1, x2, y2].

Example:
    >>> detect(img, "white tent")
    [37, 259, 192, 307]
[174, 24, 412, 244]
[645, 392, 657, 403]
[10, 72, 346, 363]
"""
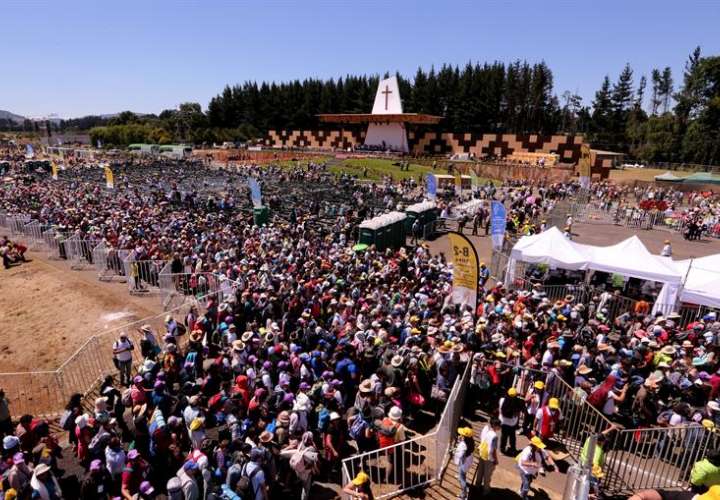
[510, 226, 589, 269]
[673, 254, 720, 308]
[583, 236, 682, 284]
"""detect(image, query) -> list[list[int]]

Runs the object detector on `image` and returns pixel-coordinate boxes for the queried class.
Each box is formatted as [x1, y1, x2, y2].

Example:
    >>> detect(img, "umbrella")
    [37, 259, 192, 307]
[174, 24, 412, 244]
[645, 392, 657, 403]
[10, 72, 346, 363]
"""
[352, 243, 369, 252]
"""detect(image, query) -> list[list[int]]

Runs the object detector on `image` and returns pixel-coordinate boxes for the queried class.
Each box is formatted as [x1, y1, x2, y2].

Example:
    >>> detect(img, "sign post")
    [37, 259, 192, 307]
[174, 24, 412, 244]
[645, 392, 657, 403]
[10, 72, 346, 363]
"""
[447, 231, 480, 309]
[490, 201, 507, 249]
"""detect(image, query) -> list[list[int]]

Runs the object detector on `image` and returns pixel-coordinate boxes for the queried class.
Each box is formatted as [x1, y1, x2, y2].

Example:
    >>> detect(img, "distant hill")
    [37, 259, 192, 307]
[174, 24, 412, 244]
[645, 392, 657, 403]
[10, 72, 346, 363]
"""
[0, 110, 26, 124]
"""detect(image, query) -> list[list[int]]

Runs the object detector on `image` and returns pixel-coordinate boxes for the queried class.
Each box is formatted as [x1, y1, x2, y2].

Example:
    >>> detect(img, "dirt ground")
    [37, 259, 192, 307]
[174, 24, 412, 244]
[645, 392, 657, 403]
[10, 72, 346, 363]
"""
[0, 254, 160, 372]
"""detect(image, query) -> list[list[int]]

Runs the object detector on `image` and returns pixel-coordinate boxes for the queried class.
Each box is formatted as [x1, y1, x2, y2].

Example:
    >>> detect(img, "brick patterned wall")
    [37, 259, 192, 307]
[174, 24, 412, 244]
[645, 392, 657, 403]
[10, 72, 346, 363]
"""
[265, 129, 584, 163]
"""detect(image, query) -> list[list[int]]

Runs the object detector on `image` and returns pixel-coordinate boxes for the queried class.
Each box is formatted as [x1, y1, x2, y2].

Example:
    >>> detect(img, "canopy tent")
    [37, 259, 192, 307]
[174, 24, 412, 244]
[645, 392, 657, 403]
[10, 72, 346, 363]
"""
[682, 172, 720, 185]
[507, 232, 683, 302]
[654, 171, 683, 182]
[581, 236, 682, 284]
[672, 254, 720, 308]
[510, 226, 589, 270]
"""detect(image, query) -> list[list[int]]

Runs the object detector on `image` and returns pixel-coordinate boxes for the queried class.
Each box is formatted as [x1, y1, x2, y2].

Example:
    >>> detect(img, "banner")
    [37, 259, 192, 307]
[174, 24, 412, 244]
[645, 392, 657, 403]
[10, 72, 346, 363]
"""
[97, 139, 102, 149]
[104, 165, 114, 189]
[448, 232, 479, 308]
[248, 177, 262, 207]
[490, 201, 507, 249]
[51, 161, 58, 180]
[25, 144, 34, 158]
[426, 174, 437, 200]
[455, 175, 462, 196]
[578, 143, 592, 177]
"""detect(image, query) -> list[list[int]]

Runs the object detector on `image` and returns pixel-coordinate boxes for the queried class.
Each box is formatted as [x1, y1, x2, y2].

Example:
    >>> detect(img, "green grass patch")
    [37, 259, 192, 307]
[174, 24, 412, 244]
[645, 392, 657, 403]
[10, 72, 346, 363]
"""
[331, 158, 447, 181]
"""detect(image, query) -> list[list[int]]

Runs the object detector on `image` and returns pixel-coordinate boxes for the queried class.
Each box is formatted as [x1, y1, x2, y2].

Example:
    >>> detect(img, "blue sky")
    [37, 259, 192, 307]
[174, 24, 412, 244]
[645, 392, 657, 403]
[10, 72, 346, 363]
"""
[3, 0, 719, 118]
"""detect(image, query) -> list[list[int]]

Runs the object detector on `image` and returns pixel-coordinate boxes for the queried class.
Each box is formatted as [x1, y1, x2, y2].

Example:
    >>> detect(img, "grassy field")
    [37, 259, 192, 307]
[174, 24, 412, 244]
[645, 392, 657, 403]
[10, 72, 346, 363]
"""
[329, 158, 448, 181]
[609, 167, 693, 182]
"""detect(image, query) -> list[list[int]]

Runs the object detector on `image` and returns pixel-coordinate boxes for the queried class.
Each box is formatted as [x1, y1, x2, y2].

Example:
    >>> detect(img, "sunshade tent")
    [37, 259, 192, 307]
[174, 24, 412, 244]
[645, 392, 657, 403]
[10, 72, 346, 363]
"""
[682, 172, 720, 185]
[510, 226, 589, 270]
[581, 236, 682, 284]
[654, 171, 683, 182]
[673, 254, 720, 308]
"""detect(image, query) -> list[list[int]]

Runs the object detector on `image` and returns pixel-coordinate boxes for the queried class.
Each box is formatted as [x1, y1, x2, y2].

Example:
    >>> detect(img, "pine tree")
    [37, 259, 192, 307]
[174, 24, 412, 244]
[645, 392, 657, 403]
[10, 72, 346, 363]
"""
[651, 69, 662, 116]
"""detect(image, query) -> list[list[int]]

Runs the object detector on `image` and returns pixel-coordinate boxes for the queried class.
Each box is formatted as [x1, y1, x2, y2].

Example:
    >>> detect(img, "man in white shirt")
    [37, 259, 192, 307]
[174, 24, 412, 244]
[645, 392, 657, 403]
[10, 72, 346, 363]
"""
[476, 418, 500, 495]
[112, 333, 134, 386]
[518, 436, 554, 500]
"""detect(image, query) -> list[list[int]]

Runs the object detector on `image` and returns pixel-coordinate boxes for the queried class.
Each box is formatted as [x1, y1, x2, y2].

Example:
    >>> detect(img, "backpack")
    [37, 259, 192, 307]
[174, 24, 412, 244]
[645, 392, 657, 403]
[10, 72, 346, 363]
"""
[377, 418, 398, 449]
[236, 462, 260, 497]
[316, 408, 330, 433]
[121, 389, 133, 407]
[59, 409, 74, 431]
[349, 413, 369, 441]
[501, 398, 517, 419]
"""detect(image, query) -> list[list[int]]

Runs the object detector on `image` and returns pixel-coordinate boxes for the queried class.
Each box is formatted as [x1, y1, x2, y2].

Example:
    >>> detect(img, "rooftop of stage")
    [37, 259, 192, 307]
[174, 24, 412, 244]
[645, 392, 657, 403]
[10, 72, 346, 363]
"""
[316, 113, 443, 124]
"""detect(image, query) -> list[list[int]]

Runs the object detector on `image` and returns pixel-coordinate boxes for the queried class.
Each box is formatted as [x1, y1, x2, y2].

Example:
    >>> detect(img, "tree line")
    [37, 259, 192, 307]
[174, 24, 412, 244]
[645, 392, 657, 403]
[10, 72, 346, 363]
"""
[8, 48, 719, 165]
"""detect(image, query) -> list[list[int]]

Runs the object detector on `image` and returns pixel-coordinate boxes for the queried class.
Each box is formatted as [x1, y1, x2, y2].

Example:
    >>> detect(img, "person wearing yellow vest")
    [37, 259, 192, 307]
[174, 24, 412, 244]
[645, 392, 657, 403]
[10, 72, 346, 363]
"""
[476, 418, 500, 496]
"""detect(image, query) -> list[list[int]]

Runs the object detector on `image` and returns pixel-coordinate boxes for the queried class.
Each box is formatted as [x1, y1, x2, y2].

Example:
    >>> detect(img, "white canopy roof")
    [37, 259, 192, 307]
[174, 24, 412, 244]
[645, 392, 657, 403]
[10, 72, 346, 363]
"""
[510, 227, 589, 270]
[673, 254, 720, 308]
[581, 236, 682, 284]
[510, 231, 683, 284]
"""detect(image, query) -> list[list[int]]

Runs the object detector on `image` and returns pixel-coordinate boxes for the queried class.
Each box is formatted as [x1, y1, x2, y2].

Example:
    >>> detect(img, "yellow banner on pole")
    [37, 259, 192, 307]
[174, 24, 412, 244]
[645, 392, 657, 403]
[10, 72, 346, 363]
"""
[578, 143, 592, 177]
[448, 232, 479, 308]
[51, 161, 58, 180]
[104, 165, 114, 189]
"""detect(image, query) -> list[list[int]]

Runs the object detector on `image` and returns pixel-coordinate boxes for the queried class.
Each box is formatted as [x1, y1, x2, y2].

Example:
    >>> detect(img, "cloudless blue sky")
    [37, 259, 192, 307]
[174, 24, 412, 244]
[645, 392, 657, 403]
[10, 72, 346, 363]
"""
[3, 0, 719, 118]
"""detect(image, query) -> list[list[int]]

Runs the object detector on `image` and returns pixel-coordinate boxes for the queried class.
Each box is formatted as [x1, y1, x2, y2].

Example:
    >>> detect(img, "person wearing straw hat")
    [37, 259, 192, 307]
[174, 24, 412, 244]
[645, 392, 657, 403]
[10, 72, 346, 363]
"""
[342, 470, 373, 500]
[517, 436, 553, 500]
[454, 427, 475, 500]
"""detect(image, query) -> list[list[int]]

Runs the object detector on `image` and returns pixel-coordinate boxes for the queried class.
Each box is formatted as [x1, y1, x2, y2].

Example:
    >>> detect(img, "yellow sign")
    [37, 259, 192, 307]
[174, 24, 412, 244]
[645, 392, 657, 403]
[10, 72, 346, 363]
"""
[448, 232, 479, 307]
[104, 166, 114, 189]
[51, 161, 58, 180]
[455, 175, 462, 195]
[578, 143, 592, 177]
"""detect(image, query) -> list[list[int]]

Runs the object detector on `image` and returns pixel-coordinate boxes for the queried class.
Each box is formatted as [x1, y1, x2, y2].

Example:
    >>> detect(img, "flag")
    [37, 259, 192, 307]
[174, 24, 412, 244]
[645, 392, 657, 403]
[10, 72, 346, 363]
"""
[25, 144, 34, 158]
[248, 177, 262, 207]
[578, 143, 592, 188]
[51, 161, 58, 180]
[455, 175, 462, 196]
[426, 174, 437, 200]
[448, 232, 479, 308]
[490, 201, 507, 249]
[104, 165, 114, 189]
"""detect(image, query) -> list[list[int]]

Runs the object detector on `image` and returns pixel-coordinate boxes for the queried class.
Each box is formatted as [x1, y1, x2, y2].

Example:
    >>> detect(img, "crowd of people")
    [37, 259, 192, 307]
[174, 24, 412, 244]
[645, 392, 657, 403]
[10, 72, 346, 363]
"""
[1, 149, 719, 499]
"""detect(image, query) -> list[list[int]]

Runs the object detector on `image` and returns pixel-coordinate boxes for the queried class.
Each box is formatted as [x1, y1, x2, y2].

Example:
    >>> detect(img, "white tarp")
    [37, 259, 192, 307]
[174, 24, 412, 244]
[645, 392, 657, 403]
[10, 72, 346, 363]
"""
[673, 254, 720, 308]
[582, 236, 682, 284]
[510, 226, 589, 270]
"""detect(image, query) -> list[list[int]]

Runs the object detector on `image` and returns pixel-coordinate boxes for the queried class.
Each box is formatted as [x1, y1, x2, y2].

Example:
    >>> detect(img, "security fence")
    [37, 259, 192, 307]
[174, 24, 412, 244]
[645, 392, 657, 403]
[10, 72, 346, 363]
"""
[158, 262, 223, 310]
[0, 290, 222, 416]
[92, 242, 130, 282]
[341, 362, 472, 499]
[123, 254, 166, 296]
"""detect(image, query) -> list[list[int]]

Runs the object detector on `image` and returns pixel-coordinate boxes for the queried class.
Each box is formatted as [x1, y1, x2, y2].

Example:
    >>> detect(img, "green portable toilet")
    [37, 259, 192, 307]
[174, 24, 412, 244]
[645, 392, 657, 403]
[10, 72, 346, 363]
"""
[358, 211, 407, 251]
[253, 206, 270, 226]
[405, 201, 437, 233]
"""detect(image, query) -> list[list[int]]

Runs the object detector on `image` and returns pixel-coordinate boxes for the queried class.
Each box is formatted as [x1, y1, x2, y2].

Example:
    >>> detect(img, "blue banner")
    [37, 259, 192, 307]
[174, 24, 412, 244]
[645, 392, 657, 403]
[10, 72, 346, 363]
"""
[426, 174, 437, 199]
[26, 144, 34, 158]
[490, 201, 506, 249]
[248, 177, 262, 207]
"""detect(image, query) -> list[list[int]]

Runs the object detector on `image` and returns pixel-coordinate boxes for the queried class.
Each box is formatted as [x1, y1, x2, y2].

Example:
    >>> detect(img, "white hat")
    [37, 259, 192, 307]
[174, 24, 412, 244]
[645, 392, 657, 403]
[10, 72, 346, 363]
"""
[389, 406, 403, 422]
[330, 411, 341, 421]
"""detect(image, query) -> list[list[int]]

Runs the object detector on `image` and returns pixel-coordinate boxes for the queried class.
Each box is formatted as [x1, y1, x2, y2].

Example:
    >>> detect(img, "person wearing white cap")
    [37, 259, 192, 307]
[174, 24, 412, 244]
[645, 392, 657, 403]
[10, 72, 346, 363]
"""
[30, 463, 62, 500]
[112, 333, 134, 387]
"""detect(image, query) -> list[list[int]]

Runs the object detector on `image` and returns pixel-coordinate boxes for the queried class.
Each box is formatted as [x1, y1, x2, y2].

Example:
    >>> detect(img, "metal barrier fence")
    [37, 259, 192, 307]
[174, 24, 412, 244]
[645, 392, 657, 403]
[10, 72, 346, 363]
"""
[123, 254, 166, 296]
[62, 235, 97, 270]
[158, 263, 222, 310]
[341, 362, 472, 499]
[0, 289, 221, 416]
[92, 242, 130, 282]
[599, 425, 716, 494]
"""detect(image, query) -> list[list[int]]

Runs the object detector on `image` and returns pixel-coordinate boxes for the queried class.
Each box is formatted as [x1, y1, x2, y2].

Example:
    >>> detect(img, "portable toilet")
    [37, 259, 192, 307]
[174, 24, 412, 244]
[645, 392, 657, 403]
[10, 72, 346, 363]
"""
[405, 201, 437, 233]
[358, 211, 407, 251]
